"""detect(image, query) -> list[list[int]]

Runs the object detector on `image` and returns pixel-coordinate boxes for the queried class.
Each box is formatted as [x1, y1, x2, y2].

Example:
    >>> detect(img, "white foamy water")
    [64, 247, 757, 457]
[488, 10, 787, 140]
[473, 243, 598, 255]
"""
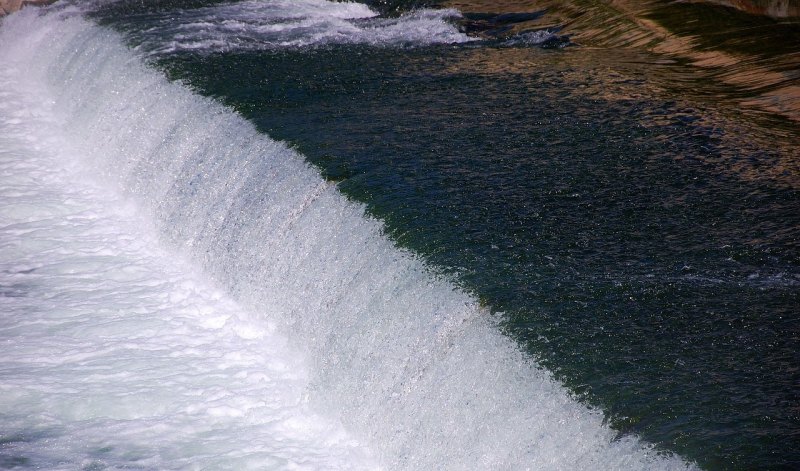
[0, 16, 376, 470]
[0, 6, 696, 470]
[112, 0, 472, 55]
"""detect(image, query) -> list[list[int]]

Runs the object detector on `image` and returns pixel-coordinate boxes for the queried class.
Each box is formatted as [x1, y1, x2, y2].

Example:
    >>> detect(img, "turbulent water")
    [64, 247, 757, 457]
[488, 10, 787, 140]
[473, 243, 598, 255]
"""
[1, 0, 798, 470]
[0, 12, 378, 470]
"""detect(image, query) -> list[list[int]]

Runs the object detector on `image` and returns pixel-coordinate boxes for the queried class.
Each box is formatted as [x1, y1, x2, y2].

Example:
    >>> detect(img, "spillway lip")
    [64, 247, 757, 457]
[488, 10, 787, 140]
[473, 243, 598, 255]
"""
[0, 5, 698, 470]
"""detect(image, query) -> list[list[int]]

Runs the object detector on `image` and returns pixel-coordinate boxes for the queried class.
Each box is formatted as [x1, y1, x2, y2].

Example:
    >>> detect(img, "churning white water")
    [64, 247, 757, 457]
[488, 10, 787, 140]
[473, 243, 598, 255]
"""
[0, 5, 695, 470]
[123, 0, 472, 56]
[0, 14, 377, 470]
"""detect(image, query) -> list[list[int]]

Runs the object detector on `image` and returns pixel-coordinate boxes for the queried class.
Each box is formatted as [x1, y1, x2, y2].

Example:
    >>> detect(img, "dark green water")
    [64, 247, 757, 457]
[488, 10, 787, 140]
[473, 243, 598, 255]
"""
[93, 1, 799, 468]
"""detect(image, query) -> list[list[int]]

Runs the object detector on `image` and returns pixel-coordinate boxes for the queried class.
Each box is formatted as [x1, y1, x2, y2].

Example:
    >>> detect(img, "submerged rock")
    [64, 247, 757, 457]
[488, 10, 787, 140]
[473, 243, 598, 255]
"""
[458, 10, 547, 38]
[454, 10, 572, 48]
[443, 0, 800, 121]
[685, 0, 800, 18]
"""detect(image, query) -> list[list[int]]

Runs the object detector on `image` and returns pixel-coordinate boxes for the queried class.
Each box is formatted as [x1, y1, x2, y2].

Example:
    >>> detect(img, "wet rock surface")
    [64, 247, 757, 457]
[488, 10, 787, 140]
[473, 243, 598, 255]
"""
[1, 0, 55, 16]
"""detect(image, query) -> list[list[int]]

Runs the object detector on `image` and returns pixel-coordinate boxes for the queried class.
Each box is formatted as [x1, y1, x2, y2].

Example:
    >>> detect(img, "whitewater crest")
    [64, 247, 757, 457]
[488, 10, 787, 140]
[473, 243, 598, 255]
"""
[112, 0, 472, 55]
[0, 5, 695, 471]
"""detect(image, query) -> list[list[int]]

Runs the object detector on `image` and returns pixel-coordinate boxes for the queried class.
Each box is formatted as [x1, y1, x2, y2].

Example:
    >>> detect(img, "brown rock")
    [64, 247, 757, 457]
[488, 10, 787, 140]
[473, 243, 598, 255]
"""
[1, 0, 23, 16]
[1, 0, 56, 17]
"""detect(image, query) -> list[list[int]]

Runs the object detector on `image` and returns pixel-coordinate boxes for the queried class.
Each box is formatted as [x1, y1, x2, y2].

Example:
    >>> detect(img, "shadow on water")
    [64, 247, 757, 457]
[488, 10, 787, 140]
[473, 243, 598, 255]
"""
[0, 429, 61, 469]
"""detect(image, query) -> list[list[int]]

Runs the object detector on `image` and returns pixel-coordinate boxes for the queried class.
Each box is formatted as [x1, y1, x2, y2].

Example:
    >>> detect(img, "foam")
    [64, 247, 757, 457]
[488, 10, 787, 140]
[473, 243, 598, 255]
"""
[115, 0, 472, 55]
[0, 14, 376, 470]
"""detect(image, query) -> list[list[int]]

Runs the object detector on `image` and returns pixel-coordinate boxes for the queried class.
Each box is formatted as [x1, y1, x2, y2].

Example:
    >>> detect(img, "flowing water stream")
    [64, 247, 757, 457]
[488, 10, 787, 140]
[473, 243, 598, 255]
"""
[1, 1, 797, 469]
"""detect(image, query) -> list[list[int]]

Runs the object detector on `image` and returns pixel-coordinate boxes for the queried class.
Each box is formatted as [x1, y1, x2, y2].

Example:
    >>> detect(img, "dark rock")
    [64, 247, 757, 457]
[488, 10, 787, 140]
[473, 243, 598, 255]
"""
[458, 10, 548, 38]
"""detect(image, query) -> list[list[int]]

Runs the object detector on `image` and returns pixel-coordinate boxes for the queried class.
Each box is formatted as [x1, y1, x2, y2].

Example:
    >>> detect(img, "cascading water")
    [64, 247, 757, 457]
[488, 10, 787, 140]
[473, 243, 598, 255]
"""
[0, 5, 696, 470]
[0, 9, 377, 471]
